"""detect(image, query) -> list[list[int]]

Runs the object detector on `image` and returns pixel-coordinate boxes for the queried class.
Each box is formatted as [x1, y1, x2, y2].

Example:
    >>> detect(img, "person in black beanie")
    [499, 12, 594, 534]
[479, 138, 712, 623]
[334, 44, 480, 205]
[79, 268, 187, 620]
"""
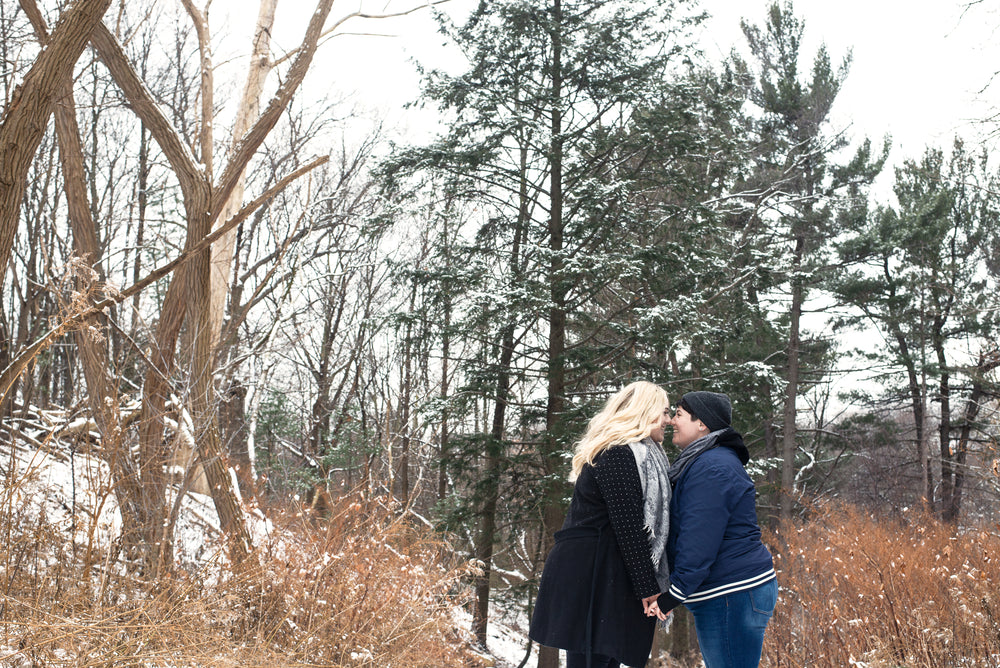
[678, 391, 731, 432]
[649, 391, 777, 668]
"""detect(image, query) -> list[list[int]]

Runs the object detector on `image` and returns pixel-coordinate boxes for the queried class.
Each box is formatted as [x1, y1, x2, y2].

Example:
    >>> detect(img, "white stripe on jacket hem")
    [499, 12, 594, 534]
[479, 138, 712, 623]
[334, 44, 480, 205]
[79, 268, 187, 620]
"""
[669, 568, 776, 604]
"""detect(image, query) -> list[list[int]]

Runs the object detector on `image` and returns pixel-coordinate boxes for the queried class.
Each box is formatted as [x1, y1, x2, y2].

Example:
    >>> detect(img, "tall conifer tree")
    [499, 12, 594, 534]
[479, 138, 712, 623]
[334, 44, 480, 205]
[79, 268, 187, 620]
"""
[385, 0, 703, 653]
[833, 139, 1000, 520]
[737, 1, 885, 519]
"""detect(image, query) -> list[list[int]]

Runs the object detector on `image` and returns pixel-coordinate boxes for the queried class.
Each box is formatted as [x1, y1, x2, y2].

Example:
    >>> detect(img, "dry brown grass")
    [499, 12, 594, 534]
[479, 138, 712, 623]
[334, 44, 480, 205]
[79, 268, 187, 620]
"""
[763, 502, 1000, 667]
[246, 493, 486, 667]
[0, 480, 485, 667]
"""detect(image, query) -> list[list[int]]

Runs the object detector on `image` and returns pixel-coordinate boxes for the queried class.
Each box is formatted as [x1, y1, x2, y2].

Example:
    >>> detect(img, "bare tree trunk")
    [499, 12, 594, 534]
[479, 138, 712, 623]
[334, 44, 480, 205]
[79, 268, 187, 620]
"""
[309, 286, 344, 466]
[18, 0, 152, 563]
[780, 237, 804, 521]
[868, 264, 933, 508]
[472, 322, 516, 645]
[221, 380, 252, 498]
[88, 26, 209, 556]
[130, 124, 149, 338]
[537, 5, 566, 667]
[185, 196, 258, 565]
[52, 68, 140, 522]
[209, 0, 278, 357]
[943, 348, 1000, 524]
[743, 280, 781, 525]
[0, 311, 11, 420]
[936, 342, 953, 521]
[398, 281, 418, 506]
[0, 0, 113, 289]
[438, 297, 451, 501]
[437, 203, 455, 501]
[307, 269, 360, 484]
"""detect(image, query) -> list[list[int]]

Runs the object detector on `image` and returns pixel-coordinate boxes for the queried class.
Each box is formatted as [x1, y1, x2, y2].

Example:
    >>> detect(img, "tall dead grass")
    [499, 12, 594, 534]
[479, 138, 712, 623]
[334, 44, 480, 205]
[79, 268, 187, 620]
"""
[764, 502, 1000, 667]
[247, 492, 486, 667]
[0, 478, 484, 667]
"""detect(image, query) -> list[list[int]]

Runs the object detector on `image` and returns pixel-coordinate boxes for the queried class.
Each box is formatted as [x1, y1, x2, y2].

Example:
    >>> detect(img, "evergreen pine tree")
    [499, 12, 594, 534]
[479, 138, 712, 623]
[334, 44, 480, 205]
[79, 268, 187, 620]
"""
[833, 139, 1000, 520]
[383, 0, 704, 653]
[736, 0, 886, 519]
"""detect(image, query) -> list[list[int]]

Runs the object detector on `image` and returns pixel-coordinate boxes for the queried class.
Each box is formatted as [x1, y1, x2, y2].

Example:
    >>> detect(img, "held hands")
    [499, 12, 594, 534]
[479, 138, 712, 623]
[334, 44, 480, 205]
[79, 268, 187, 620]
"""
[642, 594, 669, 621]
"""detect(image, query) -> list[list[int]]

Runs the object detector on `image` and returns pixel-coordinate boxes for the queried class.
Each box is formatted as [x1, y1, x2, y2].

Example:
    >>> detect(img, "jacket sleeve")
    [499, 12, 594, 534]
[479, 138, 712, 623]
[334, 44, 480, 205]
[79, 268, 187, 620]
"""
[658, 460, 734, 612]
[592, 446, 660, 600]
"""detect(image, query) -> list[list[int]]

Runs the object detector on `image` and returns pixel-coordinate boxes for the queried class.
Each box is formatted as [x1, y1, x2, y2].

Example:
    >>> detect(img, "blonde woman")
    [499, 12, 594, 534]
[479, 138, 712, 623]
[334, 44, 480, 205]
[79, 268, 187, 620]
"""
[529, 381, 672, 668]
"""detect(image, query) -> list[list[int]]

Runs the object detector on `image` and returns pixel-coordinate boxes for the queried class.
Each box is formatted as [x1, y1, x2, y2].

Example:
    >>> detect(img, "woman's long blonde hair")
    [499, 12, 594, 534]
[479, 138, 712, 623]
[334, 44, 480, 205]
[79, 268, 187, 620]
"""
[569, 381, 669, 481]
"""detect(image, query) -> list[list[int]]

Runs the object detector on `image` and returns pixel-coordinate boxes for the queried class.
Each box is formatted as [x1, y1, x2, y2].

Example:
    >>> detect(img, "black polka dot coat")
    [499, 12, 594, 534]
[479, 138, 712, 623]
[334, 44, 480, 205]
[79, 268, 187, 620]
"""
[529, 445, 661, 667]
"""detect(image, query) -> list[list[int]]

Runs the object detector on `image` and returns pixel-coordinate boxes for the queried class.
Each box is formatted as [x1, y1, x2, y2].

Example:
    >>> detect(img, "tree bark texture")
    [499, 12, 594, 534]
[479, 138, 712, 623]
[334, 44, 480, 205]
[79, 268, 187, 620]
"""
[538, 3, 566, 666]
[30, 5, 155, 562]
[209, 0, 278, 359]
[0, 0, 113, 290]
[221, 380, 253, 499]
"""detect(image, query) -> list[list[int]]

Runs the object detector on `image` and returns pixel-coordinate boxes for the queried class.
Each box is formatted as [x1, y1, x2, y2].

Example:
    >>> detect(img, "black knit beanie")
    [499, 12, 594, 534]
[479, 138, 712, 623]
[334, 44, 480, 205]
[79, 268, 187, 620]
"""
[680, 391, 732, 432]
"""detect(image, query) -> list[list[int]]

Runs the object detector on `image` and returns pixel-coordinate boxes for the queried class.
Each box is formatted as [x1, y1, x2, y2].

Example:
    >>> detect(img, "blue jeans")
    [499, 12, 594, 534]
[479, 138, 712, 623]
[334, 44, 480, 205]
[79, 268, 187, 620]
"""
[685, 578, 778, 668]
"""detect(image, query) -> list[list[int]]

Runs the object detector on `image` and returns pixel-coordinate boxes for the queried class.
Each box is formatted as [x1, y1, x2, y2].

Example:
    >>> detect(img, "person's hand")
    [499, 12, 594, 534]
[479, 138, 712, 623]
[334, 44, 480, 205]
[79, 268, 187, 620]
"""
[642, 594, 669, 621]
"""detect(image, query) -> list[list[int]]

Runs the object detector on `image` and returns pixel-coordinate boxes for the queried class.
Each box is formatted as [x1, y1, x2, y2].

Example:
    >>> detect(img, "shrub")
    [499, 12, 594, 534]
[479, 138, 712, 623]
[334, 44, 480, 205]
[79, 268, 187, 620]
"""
[0, 461, 485, 667]
[764, 503, 1000, 667]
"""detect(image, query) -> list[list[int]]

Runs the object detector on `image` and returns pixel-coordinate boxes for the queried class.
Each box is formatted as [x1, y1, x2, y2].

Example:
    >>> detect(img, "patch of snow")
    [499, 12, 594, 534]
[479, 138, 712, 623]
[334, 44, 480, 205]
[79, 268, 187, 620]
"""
[452, 598, 541, 668]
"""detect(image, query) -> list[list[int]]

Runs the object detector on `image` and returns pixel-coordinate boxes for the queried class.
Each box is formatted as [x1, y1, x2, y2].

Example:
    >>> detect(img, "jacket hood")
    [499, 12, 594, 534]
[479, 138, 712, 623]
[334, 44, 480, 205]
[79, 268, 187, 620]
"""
[717, 428, 750, 466]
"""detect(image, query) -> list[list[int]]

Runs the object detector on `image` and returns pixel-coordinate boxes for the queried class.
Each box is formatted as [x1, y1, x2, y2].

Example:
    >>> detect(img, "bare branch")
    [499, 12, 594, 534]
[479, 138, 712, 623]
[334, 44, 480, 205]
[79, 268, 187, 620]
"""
[212, 0, 336, 216]
[178, 0, 215, 175]
[271, 0, 450, 68]
[90, 21, 204, 195]
[0, 155, 328, 400]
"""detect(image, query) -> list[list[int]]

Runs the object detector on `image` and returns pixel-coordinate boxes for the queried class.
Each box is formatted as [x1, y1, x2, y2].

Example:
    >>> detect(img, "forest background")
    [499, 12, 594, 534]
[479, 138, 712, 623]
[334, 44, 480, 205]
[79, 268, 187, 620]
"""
[1, 0, 1000, 666]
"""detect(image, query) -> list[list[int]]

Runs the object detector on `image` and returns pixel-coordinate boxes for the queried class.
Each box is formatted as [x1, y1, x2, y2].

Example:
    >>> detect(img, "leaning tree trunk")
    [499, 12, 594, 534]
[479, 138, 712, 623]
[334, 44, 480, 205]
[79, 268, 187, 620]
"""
[90, 0, 336, 572]
[13, 0, 157, 565]
[48, 33, 149, 556]
[0, 0, 113, 292]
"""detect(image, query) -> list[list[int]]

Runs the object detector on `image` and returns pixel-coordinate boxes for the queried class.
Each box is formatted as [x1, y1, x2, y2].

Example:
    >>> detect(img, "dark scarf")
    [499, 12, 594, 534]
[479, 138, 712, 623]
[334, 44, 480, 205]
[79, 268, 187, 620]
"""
[667, 428, 727, 486]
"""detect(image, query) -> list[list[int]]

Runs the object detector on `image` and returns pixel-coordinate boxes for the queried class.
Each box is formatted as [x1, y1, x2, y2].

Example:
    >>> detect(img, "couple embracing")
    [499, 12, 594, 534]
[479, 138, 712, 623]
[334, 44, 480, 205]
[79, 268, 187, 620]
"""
[529, 381, 777, 668]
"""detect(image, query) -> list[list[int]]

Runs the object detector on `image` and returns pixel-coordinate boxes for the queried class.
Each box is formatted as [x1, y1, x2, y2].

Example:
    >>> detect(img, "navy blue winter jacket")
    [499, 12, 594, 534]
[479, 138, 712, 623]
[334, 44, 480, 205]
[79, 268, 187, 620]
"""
[658, 428, 775, 611]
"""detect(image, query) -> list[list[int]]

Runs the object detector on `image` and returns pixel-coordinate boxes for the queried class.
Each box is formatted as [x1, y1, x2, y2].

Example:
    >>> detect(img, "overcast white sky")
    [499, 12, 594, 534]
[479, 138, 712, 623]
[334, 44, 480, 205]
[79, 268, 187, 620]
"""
[202, 0, 1000, 401]
[214, 0, 1000, 191]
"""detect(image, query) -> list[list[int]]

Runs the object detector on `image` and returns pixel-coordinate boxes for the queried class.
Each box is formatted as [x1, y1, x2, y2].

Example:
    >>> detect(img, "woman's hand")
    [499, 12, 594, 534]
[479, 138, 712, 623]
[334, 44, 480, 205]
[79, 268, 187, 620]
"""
[642, 594, 669, 621]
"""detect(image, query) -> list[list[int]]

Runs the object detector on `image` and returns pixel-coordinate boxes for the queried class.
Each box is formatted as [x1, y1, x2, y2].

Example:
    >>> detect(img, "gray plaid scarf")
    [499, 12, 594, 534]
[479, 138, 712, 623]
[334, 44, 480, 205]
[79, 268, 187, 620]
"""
[629, 437, 672, 592]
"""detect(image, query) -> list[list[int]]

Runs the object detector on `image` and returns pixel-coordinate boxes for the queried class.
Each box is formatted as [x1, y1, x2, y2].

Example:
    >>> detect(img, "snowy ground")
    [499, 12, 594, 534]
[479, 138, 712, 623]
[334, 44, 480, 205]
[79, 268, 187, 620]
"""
[4, 429, 545, 666]
[1, 428, 233, 572]
[453, 603, 541, 668]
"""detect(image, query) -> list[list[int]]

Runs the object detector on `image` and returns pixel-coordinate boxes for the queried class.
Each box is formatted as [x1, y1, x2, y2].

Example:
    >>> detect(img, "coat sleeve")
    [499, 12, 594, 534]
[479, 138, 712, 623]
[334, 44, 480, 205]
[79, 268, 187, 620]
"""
[592, 446, 660, 600]
[659, 460, 734, 611]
